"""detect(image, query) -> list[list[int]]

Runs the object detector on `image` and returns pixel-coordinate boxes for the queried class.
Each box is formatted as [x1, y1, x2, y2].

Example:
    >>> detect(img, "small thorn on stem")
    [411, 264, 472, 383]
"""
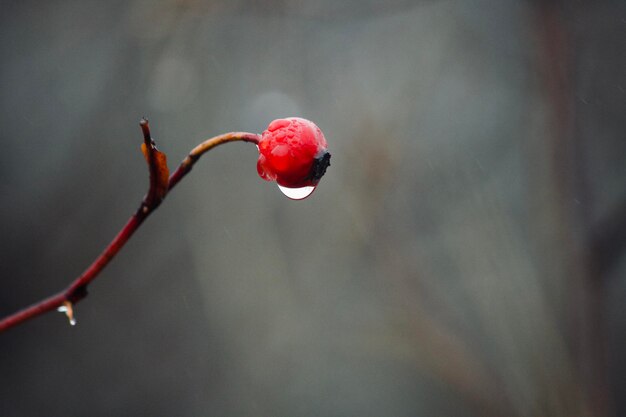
[57, 301, 76, 326]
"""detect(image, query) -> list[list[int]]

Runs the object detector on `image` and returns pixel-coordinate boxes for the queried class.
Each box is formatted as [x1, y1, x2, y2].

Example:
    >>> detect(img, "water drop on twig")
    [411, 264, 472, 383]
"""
[57, 301, 77, 326]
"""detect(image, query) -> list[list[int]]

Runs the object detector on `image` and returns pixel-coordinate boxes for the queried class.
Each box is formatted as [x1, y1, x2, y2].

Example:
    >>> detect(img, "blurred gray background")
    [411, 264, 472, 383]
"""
[1, 1, 625, 416]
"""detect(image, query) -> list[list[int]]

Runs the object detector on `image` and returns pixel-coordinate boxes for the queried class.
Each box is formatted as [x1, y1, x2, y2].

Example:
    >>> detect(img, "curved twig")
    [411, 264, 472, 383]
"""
[0, 120, 260, 332]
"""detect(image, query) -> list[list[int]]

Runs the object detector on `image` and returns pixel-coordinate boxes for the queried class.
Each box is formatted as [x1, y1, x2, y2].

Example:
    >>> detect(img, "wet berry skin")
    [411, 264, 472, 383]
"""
[257, 117, 331, 188]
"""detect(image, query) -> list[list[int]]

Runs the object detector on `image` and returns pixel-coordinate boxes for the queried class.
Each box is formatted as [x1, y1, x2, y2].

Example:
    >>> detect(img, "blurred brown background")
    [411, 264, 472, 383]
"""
[1, 1, 625, 416]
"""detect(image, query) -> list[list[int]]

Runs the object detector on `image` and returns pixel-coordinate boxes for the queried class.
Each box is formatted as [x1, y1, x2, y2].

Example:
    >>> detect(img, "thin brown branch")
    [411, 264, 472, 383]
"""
[0, 122, 260, 333]
[168, 131, 261, 191]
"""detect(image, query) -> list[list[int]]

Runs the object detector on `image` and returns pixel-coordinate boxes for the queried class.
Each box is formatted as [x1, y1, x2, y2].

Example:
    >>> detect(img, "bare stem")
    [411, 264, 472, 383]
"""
[169, 131, 261, 191]
[0, 123, 260, 333]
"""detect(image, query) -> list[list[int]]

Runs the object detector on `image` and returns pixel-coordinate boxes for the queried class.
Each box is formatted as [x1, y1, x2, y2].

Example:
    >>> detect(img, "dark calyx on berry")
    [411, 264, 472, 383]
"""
[308, 150, 331, 183]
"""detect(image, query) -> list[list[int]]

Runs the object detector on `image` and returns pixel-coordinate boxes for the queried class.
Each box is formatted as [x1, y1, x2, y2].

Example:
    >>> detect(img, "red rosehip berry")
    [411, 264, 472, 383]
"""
[257, 117, 331, 198]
